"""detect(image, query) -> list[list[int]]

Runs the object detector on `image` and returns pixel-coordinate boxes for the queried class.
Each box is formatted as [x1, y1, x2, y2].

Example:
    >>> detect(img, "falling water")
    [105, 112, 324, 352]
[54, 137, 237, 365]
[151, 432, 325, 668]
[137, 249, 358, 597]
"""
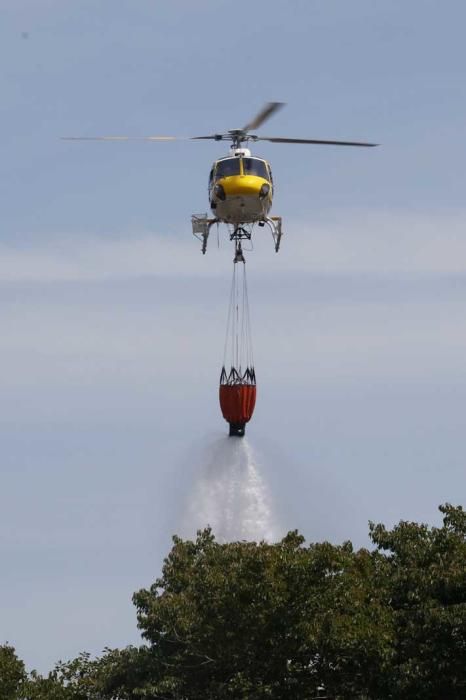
[181, 436, 278, 542]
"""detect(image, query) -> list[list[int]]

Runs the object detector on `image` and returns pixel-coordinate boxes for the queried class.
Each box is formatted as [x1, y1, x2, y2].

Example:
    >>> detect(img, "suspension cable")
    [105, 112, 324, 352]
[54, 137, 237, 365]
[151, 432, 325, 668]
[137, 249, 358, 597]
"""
[221, 242, 255, 384]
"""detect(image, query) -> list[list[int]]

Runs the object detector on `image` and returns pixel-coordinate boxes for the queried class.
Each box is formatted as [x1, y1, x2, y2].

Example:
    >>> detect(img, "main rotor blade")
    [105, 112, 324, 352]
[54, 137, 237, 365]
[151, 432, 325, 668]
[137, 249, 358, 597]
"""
[190, 135, 224, 141]
[258, 136, 379, 147]
[61, 136, 189, 141]
[242, 102, 285, 132]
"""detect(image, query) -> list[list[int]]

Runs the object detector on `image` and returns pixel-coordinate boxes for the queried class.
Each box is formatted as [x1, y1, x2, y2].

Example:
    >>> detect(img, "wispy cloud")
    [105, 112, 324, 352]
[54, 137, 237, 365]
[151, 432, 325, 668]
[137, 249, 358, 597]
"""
[1, 211, 466, 425]
[0, 233, 207, 283]
[3, 210, 466, 285]
[278, 209, 466, 275]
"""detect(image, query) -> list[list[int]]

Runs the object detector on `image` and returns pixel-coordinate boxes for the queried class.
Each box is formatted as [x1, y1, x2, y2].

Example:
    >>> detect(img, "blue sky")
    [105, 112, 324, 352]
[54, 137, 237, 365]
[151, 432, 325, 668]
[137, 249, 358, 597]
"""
[1, 0, 466, 673]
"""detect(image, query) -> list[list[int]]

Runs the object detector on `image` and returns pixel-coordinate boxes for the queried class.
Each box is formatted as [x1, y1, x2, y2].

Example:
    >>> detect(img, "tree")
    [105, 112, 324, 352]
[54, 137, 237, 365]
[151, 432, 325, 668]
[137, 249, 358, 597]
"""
[0, 644, 26, 699]
[370, 503, 466, 699]
[4, 505, 465, 699]
[21, 653, 100, 700]
[105, 505, 465, 699]
[128, 529, 393, 698]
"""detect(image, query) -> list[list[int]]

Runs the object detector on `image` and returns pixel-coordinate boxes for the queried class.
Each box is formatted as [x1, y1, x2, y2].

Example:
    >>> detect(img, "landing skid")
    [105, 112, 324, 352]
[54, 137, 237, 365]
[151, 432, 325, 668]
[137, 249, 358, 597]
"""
[191, 214, 218, 255]
[192, 215, 283, 254]
[265, 216, 282, 252]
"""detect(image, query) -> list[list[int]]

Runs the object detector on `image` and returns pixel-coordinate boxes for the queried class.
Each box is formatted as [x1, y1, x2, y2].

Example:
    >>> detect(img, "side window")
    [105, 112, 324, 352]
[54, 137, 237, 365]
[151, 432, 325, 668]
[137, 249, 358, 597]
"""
[208, 168, 214, 187]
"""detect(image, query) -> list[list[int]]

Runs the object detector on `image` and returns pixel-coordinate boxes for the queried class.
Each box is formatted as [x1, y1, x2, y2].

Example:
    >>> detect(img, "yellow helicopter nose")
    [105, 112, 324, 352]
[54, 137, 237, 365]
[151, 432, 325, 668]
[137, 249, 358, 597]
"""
[220, 175, 270, 198]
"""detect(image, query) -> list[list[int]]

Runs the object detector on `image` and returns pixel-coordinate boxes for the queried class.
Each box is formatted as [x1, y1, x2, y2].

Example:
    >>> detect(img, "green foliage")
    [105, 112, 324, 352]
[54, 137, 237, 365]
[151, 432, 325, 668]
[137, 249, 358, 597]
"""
[0, 644, 26, 699]
[130, 528, 392, 698]
[4, 505, 466, 699]
[369, 503, 466, 699]
[19, 653, 102, 700]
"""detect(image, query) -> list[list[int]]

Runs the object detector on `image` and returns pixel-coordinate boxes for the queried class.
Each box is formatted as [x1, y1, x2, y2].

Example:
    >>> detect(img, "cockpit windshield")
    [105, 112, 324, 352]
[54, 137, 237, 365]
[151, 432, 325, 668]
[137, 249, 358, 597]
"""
[243, 158, 269, 179]
[215, 158, 240, 178]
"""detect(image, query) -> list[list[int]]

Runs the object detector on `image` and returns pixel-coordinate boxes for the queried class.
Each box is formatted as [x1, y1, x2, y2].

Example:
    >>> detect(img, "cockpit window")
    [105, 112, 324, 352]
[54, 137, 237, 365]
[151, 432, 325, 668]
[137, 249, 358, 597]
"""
[215, 158, 240, 178]
[243, 158, 269, 179]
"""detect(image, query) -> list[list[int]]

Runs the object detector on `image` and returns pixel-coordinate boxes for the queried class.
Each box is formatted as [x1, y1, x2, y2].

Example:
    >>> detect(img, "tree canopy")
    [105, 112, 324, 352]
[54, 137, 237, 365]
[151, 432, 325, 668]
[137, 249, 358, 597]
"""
[2, 504, 465, 699]
[0, 645, 26, 699]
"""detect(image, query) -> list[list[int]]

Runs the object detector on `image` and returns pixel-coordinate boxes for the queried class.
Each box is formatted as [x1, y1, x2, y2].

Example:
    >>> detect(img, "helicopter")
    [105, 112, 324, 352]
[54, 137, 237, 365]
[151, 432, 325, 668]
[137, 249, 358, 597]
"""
[63, 102, 377, 254]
